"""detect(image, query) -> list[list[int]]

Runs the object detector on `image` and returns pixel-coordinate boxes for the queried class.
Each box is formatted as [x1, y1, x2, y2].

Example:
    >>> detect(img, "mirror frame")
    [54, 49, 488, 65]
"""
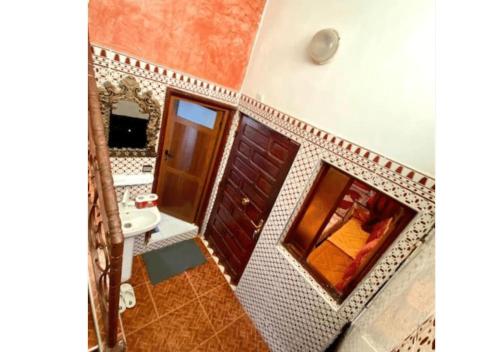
[98, 75, 161, 157]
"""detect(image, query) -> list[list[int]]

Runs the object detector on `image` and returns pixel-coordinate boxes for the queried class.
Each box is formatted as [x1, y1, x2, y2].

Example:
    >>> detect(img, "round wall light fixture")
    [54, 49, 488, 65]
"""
[308, 28, 340, 65]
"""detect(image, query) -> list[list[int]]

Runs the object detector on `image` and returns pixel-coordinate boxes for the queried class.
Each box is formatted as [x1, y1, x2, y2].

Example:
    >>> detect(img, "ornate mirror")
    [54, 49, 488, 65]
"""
[98, 76, 161, 157]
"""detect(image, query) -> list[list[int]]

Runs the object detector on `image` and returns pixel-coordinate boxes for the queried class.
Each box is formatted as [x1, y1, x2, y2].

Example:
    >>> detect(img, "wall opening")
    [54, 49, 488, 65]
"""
[283, 162, 416, 302]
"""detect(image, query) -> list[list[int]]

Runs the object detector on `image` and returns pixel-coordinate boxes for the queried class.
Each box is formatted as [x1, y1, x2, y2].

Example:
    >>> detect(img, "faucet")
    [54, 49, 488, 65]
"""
[122, 189, 131, 207]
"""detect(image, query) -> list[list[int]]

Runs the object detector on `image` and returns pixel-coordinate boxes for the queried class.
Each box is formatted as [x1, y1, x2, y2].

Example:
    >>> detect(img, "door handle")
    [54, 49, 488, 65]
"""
[250, 219, 264, 239]
[241, 196, 250, 206]
[164, 149, 174, 160]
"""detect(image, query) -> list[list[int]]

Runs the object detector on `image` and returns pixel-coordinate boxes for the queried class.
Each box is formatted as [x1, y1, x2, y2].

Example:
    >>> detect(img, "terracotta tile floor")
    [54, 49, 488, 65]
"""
[120, 237, 270, 352]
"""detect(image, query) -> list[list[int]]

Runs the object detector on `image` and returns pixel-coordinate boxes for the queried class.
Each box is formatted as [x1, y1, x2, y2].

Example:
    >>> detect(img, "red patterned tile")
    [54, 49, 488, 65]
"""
[199, 283, 245, 332]
[186, 259, 227, 296]
[159, 300, 216, 352]
[419, 177, 428, 185]
[149, 273, 196, 317]
[121, 283, 158, 334]
[126, 320, 169, 352]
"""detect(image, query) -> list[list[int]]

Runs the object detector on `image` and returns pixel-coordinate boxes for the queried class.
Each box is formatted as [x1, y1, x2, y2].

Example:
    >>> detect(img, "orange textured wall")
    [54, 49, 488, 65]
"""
[89, 0, 266, 90]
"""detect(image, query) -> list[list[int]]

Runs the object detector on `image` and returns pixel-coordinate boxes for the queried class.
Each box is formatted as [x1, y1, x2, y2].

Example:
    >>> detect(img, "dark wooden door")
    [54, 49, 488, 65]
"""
[205, 115, 299, 283]
[156, 96, 228, 223]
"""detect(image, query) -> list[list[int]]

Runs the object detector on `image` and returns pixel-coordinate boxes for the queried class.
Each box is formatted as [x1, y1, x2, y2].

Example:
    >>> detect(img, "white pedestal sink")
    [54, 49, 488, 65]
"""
[119, 203, 161, 282]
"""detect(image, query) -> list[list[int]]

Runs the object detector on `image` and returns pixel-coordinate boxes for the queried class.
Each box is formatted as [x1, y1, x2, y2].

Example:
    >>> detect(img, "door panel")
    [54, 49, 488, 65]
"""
[156, 96, 228, 223]
[158, 172, 199, 218]
[205, 115, 300, 283]
[167, 120, 213, 175]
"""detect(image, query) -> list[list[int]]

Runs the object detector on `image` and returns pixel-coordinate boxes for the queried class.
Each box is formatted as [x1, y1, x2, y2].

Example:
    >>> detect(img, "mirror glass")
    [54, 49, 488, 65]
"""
[108, 101, 149, 149]
[98, 76, 161, 157]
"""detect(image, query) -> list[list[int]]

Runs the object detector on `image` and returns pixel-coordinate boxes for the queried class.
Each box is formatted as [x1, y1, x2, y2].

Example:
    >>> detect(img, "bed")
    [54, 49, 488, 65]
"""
[307, 213, 394, 294]
[306, 217, 370, 286]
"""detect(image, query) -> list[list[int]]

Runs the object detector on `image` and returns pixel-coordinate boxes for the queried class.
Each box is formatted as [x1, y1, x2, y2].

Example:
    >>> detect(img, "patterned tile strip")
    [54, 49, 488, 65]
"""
[390, 315, 435, 352]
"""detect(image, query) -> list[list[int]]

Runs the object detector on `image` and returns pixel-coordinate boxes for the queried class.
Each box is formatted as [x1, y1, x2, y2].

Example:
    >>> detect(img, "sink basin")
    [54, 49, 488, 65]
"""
[119, 206, 161, 238]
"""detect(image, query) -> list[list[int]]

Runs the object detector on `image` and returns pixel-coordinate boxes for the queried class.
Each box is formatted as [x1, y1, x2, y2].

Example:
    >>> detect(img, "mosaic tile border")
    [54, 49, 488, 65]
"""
[230, 96, 435, 351]
[200, 237, 237, 290]
[239, 95, 435, 196]
[91, 44, 239, 106]
[391, 314, 435, 352]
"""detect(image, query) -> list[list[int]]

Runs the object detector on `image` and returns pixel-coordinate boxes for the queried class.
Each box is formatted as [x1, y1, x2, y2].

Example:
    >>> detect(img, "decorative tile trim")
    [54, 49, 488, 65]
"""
[390, 314, 435, 352]
[200, 237, 235, 289]
[91, 44, 240, 106]
[239, 95, 435, 197]
[228, 95, 435, 352]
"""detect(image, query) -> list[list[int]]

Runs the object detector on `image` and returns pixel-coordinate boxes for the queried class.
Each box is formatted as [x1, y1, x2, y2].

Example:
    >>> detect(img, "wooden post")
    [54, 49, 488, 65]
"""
[88, 42, 125, 351]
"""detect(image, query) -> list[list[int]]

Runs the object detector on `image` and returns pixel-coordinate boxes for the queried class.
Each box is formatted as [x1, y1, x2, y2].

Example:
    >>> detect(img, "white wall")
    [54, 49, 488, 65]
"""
[242, 0, 435, 176]
[337, 234, 435, 352]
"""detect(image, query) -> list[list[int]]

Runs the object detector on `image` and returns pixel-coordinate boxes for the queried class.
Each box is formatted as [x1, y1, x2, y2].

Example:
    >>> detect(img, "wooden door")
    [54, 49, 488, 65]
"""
[205, 115, 300, 283]
[156, 96, 228, 223]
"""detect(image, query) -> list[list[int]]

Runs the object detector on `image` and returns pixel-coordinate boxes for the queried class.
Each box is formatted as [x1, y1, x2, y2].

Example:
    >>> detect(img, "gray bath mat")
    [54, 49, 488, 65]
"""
[142, 239, 206, 285]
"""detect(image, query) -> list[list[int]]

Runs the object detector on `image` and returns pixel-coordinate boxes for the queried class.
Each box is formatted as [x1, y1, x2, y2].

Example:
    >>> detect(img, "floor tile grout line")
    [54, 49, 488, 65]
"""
[189, 237, 249, 344]
[124, 317, 161, 338]
[194, 237, 235, 291]
[142, 254, 222, 321]
[202, 297, 247, 335]
[185, 269, 221, 352]
[120, 298, 158, 336]
[122, 264, 160, 338]
[184, 261, 227, 297]
[193, 238, 246, 317]
[187, 333, 219, 352]
[124, 274, 199, 343]
[126, 239, 253, 350]
[215, 312, 261, 350]
[149, 271, 199, 321]
[213, 334, 225, 352]
[194, 281, 228, 299]
[218, 312, 248, 333]
[145, 275, 161, 320]
[156, 295, 199, 321]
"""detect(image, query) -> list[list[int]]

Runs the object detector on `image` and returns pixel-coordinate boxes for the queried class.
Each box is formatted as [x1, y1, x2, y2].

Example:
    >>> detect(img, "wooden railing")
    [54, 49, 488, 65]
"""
[88, 44, 125, 351]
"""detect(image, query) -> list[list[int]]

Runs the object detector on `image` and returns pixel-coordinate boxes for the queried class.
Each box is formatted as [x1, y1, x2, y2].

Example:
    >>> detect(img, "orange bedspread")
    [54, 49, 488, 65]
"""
[306, 218, 370, 287]
[327, 218, 369, 259]
[306, 241, 353, 286]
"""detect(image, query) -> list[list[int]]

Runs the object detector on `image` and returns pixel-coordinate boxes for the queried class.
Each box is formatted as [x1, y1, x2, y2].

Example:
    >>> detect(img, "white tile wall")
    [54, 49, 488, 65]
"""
[91, 44, 435, 352]
[232, 97, 435, 352]
[337, 235, 435, 352]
